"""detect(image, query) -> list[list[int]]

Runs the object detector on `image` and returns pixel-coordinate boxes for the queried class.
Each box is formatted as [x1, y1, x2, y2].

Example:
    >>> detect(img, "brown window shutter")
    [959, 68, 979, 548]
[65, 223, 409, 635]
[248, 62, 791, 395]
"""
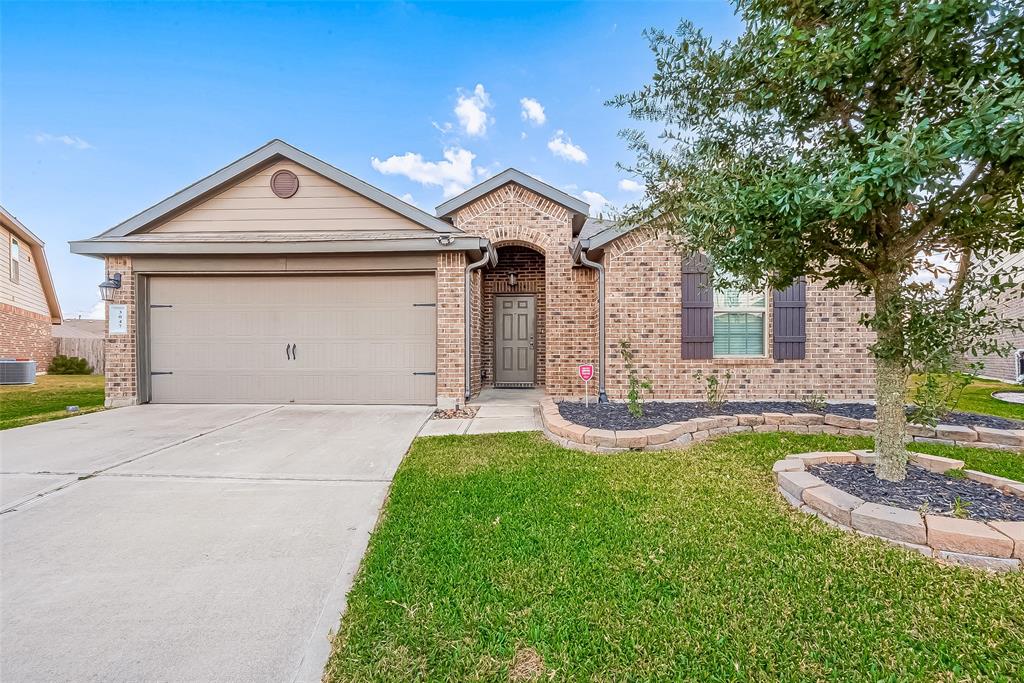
[681, 254, 714, 359]
[773, 276, 806, 360]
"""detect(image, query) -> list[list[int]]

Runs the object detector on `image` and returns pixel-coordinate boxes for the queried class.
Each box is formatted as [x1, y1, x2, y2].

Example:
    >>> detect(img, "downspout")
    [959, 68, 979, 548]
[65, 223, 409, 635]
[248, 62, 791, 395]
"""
[578, 247, 609, 402]
[464, 245, 492, 403]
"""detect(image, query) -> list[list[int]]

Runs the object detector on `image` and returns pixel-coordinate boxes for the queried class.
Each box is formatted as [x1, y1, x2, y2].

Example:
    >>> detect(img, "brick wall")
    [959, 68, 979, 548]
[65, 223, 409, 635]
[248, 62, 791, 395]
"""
[602, 229, 876, 400]
[0, 303, 54, 370]
[481, 245, 546, 385]
[969, 292, 1024, 383]
[103, 256, 137, 407]
[450, 183, 598, 398]
[436, 251, 467, 407]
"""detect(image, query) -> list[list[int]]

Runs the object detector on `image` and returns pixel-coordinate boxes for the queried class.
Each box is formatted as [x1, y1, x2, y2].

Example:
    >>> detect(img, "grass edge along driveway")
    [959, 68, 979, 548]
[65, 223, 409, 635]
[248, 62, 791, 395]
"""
[327, 431, 1024, 682]
[0, 374, 105, 430]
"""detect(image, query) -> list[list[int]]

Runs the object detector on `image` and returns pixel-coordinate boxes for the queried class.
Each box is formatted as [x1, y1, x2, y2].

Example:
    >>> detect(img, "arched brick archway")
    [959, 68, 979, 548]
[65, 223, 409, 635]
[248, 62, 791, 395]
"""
[481, 243, 546, 388]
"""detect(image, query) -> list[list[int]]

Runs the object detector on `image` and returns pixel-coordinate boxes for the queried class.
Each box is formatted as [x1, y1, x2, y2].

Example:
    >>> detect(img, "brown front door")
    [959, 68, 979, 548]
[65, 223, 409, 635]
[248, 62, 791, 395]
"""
[494, 295, 535, 387]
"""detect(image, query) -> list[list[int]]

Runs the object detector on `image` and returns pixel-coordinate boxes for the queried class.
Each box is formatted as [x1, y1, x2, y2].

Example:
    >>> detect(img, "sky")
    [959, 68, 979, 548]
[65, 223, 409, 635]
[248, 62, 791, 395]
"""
[1, 1, 742, 319]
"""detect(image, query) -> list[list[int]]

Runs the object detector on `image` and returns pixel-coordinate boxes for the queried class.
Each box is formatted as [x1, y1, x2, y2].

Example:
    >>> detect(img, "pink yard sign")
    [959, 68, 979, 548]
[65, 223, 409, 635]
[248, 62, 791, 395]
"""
[578, 364, 595, 382]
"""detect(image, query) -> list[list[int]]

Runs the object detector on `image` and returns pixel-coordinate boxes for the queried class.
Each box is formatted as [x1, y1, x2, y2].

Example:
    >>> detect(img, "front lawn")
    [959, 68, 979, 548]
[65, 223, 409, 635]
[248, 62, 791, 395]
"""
[0, 374, 105, 430]
[910, 375, 1024, 422]
[328, 432, 1024, 682]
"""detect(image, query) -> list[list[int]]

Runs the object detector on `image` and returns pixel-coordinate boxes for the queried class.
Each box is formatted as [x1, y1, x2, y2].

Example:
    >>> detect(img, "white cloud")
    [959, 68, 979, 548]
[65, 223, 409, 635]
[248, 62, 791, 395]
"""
[74, 300, 106, 320]
[547, 130, 588, 163]
[455, 84, 493, 137]
[618, 179, 644, 193]
[371, 147, 477, 198]
[581, 190, 610, 216]
[519, 97, 546, 125]
[34, 133, 93, 150]
[520, 131, 528, 140]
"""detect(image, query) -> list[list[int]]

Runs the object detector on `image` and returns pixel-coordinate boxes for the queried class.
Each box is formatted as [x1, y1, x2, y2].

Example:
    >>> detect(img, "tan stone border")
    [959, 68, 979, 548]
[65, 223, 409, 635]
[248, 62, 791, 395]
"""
[538, 397, 1024, 453]
[774, 450, 1024, 572]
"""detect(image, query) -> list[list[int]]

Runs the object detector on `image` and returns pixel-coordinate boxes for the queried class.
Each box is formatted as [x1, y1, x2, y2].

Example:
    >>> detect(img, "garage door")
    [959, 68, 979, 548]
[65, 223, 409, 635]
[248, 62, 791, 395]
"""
[147, 274, 436, 404]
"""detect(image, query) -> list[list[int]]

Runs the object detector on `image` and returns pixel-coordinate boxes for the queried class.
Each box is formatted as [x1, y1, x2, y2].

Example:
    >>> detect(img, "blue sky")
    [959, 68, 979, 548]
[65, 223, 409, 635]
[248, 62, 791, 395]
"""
[1, 1, 741, 318]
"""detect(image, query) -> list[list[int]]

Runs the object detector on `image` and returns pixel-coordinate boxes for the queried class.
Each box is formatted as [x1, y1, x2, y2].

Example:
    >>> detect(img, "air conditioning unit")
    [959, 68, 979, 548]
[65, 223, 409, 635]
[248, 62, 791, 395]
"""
[0, 359, 37, 385]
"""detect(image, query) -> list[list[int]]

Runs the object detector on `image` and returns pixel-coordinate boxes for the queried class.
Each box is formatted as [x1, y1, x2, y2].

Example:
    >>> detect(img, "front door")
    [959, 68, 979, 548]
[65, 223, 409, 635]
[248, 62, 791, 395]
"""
[494, 295, 535, 387]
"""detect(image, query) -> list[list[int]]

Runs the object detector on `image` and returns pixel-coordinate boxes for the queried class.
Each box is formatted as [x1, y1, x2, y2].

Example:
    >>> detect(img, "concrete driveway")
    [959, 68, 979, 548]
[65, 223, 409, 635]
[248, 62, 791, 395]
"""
[0, 404, 430, 683]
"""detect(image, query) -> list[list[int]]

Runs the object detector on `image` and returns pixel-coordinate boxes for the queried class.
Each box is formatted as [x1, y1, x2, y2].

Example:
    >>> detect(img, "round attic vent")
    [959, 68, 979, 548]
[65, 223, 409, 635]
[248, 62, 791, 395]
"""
[270, 170, 299, 198]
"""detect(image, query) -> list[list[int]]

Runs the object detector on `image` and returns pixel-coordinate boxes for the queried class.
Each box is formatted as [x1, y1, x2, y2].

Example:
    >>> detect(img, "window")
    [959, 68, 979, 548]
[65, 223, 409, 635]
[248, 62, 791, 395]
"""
[713, 285, 767, 357]
[9, 237, 19, 283]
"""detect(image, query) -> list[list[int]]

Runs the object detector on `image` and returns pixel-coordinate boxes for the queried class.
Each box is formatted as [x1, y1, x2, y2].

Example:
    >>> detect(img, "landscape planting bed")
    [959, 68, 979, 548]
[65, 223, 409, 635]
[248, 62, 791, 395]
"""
[541, 397, 1024, 453]
[559, 399, 1024, 431]
[775, 450, 1024, 571]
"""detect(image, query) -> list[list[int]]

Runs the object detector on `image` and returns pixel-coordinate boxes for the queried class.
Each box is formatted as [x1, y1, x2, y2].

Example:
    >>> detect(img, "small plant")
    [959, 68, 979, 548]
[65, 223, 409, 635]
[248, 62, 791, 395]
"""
[945, 468, 967, 480]
[692, 369, 732, 412]
[47, 355, 93, 375]
[950, 497, 973, 519]
[619, 340, 652, 418]
[804, 392, 827, 413]
[909, 366, 978, 426]
[917, 502, 931, 516]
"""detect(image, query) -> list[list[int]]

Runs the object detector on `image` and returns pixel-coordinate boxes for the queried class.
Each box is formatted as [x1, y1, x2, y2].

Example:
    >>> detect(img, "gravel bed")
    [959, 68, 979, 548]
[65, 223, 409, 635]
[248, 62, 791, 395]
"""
[809, 462, 1024, 521]
[557, 400, 1024, 431]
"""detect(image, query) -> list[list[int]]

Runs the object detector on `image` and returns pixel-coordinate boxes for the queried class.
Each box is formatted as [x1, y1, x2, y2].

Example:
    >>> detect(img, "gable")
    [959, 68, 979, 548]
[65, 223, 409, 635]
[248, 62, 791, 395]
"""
[148, 160, 431, 234]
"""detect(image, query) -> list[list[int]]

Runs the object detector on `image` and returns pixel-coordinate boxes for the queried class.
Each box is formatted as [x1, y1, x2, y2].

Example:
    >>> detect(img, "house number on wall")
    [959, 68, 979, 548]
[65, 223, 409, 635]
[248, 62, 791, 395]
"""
[109, 304, 128, 335]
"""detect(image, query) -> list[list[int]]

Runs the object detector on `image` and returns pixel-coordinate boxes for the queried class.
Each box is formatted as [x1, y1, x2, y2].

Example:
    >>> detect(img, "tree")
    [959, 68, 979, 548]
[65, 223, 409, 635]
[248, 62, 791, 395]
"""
[612, 0, 1024, 481]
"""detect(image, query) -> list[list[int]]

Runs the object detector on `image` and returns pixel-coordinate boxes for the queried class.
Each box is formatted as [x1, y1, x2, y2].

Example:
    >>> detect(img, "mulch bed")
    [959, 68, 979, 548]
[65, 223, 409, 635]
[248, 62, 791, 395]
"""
[810, 462, 1024, 522]
[558, 400, 1024, 431]
[433, 406, 479, 420]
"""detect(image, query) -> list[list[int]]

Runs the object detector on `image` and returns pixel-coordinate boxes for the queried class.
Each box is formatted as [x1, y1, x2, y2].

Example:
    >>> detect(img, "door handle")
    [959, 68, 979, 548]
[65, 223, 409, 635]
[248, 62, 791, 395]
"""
[286, 343, 292, 360]
[291, 343, 297, 360]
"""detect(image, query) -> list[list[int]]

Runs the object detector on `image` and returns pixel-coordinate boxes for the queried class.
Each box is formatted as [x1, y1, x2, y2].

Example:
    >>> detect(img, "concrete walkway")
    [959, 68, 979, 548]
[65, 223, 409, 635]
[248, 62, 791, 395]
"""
[418, 388, 544, 436]
[0, 403, 430, 683]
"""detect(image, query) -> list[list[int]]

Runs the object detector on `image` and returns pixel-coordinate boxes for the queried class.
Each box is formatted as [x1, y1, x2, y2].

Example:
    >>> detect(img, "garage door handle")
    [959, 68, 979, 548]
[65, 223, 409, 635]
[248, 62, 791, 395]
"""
[286, 344, 292, 360]
[292, 344, 297, 360]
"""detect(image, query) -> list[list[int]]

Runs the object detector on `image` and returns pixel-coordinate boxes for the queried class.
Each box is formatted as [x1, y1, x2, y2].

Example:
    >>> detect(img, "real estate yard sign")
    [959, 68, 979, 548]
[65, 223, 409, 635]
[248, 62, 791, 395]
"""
[578, 364, 594, 406]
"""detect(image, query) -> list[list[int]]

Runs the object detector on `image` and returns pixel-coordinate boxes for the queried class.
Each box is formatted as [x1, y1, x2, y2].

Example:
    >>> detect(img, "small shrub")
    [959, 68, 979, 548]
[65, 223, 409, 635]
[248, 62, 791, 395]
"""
[619, 340, 652, 418]
[909, 366, 978, 426]
[693, 369, 732, 412]
[47, 355, 93, 375]
[804, 392, 827, 412]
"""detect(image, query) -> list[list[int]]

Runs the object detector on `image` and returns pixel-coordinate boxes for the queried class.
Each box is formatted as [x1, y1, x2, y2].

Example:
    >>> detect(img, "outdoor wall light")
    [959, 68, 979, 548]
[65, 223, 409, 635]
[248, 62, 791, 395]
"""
[98, 273, 122, 302]
[508, 272, 518, 287]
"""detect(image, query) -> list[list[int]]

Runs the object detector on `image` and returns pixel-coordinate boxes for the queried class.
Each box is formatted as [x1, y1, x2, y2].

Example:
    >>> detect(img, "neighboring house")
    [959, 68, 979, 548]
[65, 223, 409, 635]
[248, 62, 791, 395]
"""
[966, 251, 1024, 383]
[1, 205, 62, 369]
[71, 140, 874, 408]
[52, 318, 106, 373]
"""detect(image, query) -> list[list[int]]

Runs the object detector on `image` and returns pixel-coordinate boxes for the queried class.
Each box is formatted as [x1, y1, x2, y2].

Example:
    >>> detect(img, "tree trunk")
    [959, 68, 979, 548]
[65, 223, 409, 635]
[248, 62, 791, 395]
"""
[873, 274, 909, 482]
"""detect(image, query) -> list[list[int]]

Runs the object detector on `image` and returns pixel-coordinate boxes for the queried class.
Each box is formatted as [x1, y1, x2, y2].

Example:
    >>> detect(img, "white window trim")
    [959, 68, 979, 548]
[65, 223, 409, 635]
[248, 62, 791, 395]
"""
[712, 286, 769, 359]
[9, 237, 19, 284]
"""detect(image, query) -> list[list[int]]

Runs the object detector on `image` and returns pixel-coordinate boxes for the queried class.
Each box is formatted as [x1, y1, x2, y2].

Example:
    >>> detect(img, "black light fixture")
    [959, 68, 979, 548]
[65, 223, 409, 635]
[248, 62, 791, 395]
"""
[508, 272, 518, 287]
[98, 273, 122, 302]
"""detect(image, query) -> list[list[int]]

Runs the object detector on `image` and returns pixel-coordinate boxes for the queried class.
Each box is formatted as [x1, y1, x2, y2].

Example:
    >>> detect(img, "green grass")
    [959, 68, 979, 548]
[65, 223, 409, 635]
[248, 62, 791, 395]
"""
[328, 432, 1024, 682]
[910, 375, 1024, 421]
[0, 374, 105, 430]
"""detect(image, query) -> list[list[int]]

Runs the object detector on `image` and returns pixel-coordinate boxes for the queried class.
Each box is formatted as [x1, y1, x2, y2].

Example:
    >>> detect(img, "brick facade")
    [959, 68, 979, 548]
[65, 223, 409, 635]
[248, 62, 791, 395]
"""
[601, 229, 876, 401]
[449, 183, 598, 398]
[0, 303, 54, 370]
[103, 256, 138, 407]
[436, 251, 467, 407]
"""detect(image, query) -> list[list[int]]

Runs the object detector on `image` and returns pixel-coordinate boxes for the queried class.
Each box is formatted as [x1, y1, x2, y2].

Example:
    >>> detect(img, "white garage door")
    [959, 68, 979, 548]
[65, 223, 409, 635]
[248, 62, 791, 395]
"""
[147, 274, 436, 404]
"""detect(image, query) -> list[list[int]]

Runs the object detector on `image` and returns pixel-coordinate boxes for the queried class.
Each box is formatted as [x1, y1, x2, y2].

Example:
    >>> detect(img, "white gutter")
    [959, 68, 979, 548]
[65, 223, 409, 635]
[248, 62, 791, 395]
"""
[576, 244, 608, 402]
[464, 244, 495, 402]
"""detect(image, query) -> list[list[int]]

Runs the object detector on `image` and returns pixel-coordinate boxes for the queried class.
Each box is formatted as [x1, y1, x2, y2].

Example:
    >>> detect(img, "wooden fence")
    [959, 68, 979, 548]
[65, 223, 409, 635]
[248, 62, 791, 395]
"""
[52, 338, 105, 374]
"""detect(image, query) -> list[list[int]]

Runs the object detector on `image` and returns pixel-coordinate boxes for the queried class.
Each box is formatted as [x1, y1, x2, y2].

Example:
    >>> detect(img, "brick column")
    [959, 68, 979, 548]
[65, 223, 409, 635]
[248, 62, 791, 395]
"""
[436, 251, 466, 408]
[103, 256, 138, 407]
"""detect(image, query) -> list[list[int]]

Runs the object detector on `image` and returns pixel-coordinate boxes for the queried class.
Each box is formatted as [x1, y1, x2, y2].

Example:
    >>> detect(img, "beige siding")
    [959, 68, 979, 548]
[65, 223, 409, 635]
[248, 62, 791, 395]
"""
[0, 227, 50, 316]
[148, 161, 429, 233]
[132, 252, 436, 273]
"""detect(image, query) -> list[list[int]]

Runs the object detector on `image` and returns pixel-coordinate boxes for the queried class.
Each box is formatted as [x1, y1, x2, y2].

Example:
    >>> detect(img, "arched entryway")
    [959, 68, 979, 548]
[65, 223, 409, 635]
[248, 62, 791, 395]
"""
[481, 243, 546, 388]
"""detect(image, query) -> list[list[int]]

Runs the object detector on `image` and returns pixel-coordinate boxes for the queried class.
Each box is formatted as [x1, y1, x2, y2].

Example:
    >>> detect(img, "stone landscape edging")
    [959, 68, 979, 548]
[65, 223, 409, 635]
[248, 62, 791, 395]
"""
[774, 450, 1024, 572]
[539, 397, 1024, 453]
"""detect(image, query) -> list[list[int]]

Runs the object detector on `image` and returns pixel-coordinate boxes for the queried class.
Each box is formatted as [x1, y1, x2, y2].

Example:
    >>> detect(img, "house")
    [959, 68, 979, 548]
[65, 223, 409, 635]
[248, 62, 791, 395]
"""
[70, 140, 874, 408]
[967, 251, 1024, 383]
[1, 205, 62, 369]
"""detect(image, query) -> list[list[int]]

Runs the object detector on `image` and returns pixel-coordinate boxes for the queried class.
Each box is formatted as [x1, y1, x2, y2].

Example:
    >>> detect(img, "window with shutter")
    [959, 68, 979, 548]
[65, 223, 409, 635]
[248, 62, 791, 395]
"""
[772, 277, 807, 360]
[681, 254, 714, 359]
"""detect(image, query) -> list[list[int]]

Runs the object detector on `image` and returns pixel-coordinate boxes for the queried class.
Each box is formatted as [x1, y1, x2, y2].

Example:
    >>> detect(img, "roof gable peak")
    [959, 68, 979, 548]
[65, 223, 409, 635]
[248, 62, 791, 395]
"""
[435, 168, 589, 219]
